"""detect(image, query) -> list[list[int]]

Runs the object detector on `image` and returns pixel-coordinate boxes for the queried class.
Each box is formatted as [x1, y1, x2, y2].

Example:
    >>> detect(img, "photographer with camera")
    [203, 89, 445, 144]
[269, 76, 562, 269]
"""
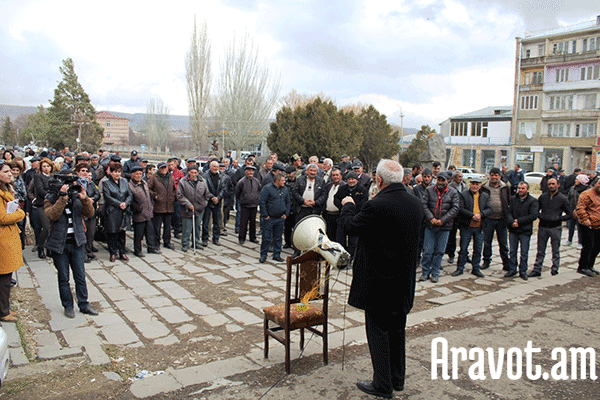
[102, 163, 132, 262]
[44, 171, 99, 318]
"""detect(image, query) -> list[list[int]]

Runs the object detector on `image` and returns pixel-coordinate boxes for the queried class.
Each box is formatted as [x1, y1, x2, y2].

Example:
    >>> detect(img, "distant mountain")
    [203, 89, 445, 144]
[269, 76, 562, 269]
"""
[0, 104, 39, 120]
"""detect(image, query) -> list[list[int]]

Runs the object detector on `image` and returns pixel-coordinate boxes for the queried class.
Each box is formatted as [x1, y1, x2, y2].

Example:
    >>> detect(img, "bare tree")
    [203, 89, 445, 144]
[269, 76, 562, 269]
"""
[279, 89, 334, 110]
[185, 16, 212, 153]
[216, 32, 281, 157]
[143, 98, 170, 152]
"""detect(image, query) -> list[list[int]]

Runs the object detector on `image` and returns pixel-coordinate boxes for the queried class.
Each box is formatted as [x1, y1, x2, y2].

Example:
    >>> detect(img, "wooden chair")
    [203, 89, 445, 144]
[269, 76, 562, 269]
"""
[263, 250, 330, 374]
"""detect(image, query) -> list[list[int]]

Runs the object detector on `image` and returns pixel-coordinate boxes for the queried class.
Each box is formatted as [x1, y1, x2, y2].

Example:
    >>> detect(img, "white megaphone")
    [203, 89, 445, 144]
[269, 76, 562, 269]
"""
[292, 215, 351, 269]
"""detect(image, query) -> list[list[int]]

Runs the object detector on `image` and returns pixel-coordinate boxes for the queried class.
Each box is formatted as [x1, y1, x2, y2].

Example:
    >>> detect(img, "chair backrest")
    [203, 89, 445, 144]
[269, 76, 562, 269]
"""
[286, 251, 330, 308]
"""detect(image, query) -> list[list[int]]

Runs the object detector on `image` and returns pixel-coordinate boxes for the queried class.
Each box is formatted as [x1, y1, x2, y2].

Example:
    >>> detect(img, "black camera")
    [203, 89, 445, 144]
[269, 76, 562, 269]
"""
[52, 172, 82, 196]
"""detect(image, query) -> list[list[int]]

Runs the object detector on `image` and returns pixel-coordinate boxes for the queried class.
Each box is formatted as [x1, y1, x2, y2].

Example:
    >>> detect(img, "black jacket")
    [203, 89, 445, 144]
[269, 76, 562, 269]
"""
[506, 194, 539, 235]
[422, 185, 460, 230]
[235, 176, 261, 207]
[102, 177, 133, 233]
[457, 189, 492, 228]
[44, 193, 94, 254]
[537, 191, 571, 228]
[340, 183, 423, 313]
[202, 171, 227, 208]
[333, 183, 367, 211]
[259, 183, 290, 219]
[291, 175, 326, 214]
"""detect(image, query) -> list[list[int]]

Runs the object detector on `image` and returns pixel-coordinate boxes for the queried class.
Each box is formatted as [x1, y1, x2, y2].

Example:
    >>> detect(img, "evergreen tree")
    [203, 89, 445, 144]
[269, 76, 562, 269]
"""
[1, 117, 17, 146]
[47, 58, 103, 152]
[23, 106, 52, 146]
[399, 125, 435, 167]
[358, 105, 400, 171]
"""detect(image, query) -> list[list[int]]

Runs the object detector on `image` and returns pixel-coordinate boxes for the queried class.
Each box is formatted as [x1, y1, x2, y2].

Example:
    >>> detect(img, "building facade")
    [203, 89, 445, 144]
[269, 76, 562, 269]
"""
[513, 17, 600, 172]
[439, 106, 513, 173]
[96, 111, 129, 147]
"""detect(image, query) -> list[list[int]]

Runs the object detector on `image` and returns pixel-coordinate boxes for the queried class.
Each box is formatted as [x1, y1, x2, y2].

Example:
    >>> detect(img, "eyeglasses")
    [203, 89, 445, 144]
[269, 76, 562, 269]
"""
[79, 169, 89, 172]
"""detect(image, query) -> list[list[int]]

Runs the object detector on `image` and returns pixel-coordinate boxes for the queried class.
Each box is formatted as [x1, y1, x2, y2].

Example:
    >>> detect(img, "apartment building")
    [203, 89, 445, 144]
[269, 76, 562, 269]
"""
[96, 111, 129, 147]
[513, 16, 600, 172]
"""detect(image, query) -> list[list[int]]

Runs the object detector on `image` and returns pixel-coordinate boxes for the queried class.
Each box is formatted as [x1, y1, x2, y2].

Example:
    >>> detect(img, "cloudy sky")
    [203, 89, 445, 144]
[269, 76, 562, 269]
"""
[0, 0, 598, 129]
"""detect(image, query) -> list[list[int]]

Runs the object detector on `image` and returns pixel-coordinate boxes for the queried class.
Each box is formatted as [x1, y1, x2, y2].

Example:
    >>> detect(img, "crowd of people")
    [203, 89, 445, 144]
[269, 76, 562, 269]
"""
[2, 145, 600, 320]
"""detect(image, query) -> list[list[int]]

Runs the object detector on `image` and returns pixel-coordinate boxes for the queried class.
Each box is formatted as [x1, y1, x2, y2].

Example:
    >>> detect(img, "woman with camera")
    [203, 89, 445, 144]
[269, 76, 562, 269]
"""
[44, 171, 98, 318]
[0, 160, 26, 322]
[102, 163, 132, 262]
[32, 158, 54, 259]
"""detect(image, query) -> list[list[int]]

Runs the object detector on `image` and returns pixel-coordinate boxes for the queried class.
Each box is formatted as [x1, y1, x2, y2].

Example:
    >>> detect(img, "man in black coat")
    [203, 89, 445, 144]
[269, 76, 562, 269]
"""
[505, 181, 538, 280]
[340, 159, 423, 398]
[291, 163, 326, 222]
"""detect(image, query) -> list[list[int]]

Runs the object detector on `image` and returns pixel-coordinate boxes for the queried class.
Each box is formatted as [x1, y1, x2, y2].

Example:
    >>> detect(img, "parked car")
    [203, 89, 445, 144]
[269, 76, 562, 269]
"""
[456, 167, 487, 182]
[0, 326, 8, 386]
[524, 172, 545, 185]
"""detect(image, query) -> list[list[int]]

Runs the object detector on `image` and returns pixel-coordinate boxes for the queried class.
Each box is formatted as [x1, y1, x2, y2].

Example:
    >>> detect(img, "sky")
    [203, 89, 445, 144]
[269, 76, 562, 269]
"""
[0, 0, 598, 130]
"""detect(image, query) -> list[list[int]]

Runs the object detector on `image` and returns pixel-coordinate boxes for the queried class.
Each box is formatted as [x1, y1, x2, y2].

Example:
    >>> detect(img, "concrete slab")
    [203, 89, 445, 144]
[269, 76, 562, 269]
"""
[130, 372, 182, 398]
[223, 307, 262, 325]
[178, 299, 215, 316]
[426, 292, 468, 305]
[122, 308, 154, 324]
[101, 323, 140, 345]
[168, 365, 215, 387]
[199, 273, 230, 284]
[9, 347, 29, 366]
[135, 321, 171, 339]
[202, 313, 230, 327]
[154, 306, 193, 324]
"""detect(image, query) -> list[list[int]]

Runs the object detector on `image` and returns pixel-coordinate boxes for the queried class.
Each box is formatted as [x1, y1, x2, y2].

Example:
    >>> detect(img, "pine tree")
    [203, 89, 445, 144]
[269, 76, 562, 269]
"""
[358, 105, 400, 171]
[1, 117, 17, 146]
[399, 125, 435, 167]
[47, 58, 103, 152]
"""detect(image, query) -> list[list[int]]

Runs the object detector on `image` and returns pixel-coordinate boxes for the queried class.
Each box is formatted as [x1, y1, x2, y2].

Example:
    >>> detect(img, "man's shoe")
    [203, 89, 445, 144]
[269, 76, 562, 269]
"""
[419, 274, 429, 282]
[273, 256, 285, 262]
[480, 262, 490, 270]
[181, 247, 188, 252]
[551, 270, 559, 276]
[80, 306, 99, 316]
[520, 273, 528, 280]
[239, 239, 245, 245]
[590, 268, 600, 275]
[120, 254, 129, 261]
[0, 314, 17, 322]
[164, 243, 175, 250]
[430, 276, 439, 283]
[38, 249, 46, 259]
[235, 228, 239, 234]
[393, 383, 404, 392]
[213, 240, 221, 246]
[472, 270, 485, 278]
[502, 265, 510, 271]
[220, 232, 228, 237]
[10, 279, 16, 288]
[123, 247, 131, 254]
[92, 246, 99, 252]
[259, 256, 266, 263]
[173, 233, 180, 239]
[527, 271, 541, 278]
[283, 243, 292, 249]
[249, 239, 259, 244]
[504, 271, 517, 278]
[577, 269, 596, 277]
[134, 251, 145, 257]
[84, 257, 91, 264]
[147, 248, 161, 254]
[450, 269, 463, 277]
[201, 241, 208, 247]
[109, 254, 116, 262]
[356, 381, 392, 399]
[64, 308, 75, 319]
[448, 256, 454, 264]
[87, 254, 96, 259]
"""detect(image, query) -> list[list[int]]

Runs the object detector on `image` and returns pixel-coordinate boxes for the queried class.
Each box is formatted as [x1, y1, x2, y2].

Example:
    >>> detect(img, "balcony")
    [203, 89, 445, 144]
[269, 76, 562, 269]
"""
[521, 56, 546, 67]
[444, 136, 511, 146]
[541, 109, 600, 120]
[545, 50, 600, 65]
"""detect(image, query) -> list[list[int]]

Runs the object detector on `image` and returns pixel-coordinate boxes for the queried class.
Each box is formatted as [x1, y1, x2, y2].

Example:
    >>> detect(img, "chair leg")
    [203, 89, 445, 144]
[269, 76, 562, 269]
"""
[264, 316, 269, 359]
[323, 323, 328, 365]
[285, 328, 291, 374]
[299, 328, 304, 350]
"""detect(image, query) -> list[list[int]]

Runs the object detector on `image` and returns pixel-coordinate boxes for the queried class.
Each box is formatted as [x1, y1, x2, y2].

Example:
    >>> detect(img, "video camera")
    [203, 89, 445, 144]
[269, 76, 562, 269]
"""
[49, 172, 82, 196]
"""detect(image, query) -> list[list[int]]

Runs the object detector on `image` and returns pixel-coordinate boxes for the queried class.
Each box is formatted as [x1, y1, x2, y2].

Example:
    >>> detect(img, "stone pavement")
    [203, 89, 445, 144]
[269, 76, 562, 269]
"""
[1, 223, 592, 398]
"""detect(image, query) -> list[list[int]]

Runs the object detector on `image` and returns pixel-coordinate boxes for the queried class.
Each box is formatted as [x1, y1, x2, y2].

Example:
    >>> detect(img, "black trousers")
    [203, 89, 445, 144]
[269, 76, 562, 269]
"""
[153, 212, 172, 247]
[133, 219, 157, 253]
[239, 206, 257, 241]
[171, 201, 181, 235]
[445, 221, 458, 257]
[0, 273, 12, 318]
[365, 310, 407, 393]
[284, 212, 297, 246]
[85, 216, 97, 257]
[107, 231, 126, 256]
[578, 225, 600, 271]
[322, 212, 339, 242]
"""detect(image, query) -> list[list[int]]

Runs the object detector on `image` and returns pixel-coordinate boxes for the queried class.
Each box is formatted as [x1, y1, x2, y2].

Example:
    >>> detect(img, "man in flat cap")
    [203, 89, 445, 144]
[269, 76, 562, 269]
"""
[123, 150, 140, 180]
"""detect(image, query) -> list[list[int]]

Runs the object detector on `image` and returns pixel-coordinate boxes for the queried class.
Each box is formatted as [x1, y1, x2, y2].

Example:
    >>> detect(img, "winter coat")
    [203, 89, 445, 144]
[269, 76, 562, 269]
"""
[102, 177, 133, 233]
[291, 175, 326, 214]
[334, 183, 368, 211]
[148, 172, 176, 214]
[0, 188, 25, 274]
[202, 171, 227, 208]
[259, 183, 290, 219]
[421, 185, 460, 230]
[44, 192, 94, 254]
[129, 179, 154, 223]
[32, 173, 51, 207]
[177, 176, 212, 218]
[506, 194, 539, 235]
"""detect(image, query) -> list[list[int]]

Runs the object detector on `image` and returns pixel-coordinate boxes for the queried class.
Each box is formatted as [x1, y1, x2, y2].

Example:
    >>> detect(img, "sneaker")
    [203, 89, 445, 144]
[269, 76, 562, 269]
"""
[590, 268, 600, 275]
[64, 307, 75, 319]
[577, 269, 595, 277]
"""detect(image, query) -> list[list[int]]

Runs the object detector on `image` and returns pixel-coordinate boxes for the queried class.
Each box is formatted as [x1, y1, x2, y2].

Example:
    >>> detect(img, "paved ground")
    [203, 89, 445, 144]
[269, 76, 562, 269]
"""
[2, 222, 599, 399]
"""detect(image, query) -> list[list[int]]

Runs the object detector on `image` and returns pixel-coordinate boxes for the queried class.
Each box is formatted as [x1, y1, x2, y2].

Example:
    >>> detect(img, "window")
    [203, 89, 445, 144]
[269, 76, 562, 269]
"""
[533, 71, 543, 84]
[583, 38, 588, 52]
[525, 49, 531, 58]
[106, 121, 111, 127]
[556, 68, 569, 82]
[471, 122, 488, 137]
[462, 149, 476, 168]
[519, 121, 536, 138]
[575, 123, 597, 137]
[583, 94, 597, 109]
[549, 95, 573, 110]
[451, 122, 468, 136]
[520, 95, 538, 110]
[573, 40, 577, 53]
[580, 65, 599, 81]
[538, 44, 545, 56]
[553, 41, 572, 54]
[547, 123, 570, 137]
